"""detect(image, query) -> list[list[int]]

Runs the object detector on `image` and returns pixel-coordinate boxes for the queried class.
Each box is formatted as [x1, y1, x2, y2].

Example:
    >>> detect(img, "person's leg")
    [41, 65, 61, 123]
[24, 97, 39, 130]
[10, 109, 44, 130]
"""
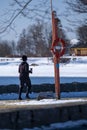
[26, 78, 32, 98]
[18, 80, 24, 100]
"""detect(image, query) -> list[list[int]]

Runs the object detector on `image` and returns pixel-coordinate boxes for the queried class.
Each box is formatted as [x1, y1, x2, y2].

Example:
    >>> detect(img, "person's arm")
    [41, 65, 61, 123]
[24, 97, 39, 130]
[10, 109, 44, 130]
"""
[25, 62, 32, 74]
[27, 63, 32, 73]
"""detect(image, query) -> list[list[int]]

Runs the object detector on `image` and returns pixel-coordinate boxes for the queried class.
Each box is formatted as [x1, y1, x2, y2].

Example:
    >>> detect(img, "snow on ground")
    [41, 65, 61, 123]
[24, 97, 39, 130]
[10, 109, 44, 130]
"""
[0, 56, 87, 77]
[1, 97, 87, 106]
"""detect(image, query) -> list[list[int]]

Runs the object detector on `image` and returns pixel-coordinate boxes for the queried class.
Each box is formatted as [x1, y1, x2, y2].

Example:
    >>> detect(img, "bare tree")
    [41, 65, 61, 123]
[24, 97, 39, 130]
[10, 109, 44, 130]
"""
[11, 40, 17, 56]
[66, 0, 87, 13]
[0, 0, 50, 34]
[77, 24, 87, 43]
[66, 0, 87, 24]
[0, 40, 12, 56]
[17, 29, 28, 55]
[66, 0, 87, 44]
[17, 20, 53, 57]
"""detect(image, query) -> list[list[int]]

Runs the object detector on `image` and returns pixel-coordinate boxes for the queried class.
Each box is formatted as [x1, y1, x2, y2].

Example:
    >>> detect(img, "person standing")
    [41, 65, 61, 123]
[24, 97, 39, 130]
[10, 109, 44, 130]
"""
[18, 55, 32, 100]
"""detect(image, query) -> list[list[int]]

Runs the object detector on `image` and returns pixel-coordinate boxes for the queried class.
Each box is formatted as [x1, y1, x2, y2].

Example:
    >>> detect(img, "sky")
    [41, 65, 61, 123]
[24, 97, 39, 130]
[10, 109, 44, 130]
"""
[0, 0, 86, 42]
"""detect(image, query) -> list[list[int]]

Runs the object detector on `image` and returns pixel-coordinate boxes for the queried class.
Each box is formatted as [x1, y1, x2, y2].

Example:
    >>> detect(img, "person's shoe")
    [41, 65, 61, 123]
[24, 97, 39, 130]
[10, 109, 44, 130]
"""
[18, 97, 22, 100]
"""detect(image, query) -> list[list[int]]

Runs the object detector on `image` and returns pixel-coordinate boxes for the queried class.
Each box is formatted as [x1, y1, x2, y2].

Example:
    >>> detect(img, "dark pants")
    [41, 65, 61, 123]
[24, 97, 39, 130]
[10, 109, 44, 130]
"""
[19, 77, 31, 98]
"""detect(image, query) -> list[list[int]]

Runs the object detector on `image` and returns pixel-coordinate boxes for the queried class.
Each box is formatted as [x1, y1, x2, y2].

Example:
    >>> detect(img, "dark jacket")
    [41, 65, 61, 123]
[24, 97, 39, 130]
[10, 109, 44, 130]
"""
[19, 61, 29, 79]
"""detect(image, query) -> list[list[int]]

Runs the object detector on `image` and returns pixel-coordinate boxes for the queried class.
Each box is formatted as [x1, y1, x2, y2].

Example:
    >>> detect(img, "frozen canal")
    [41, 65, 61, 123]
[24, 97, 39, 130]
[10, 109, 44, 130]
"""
[0, 76, 87, 85]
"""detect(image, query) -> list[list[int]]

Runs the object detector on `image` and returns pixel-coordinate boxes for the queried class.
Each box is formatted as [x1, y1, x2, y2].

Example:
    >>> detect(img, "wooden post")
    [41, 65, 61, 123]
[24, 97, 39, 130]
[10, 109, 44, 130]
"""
[50, 2, 60, 99]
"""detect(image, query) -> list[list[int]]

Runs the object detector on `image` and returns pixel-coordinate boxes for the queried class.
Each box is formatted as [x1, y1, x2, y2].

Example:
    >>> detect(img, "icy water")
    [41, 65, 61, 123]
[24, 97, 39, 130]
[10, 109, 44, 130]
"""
[24, 122, 87, 130]
[28, 126, 87, 130]
[23, 125, 87, 130]
[49, 127, 87, 130]
[0, 76, 87, 85]
[3, 126, 87, 130]
[24, 126, 87, 130]
[59, 126, 87, 130]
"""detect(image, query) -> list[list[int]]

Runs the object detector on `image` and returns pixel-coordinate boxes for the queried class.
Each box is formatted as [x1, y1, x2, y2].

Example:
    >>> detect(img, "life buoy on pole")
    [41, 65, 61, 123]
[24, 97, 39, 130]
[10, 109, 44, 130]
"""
[51, 38, 65, 58]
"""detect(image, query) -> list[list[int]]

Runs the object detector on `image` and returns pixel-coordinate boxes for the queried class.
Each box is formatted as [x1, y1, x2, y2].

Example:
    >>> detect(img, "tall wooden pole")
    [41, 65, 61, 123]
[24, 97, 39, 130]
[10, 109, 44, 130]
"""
[50, 0, 60, 99]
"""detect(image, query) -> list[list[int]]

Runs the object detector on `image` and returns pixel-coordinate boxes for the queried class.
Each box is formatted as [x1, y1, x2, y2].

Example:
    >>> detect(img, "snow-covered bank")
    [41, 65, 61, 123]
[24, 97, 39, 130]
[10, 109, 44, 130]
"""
[0, 56, 87, 77]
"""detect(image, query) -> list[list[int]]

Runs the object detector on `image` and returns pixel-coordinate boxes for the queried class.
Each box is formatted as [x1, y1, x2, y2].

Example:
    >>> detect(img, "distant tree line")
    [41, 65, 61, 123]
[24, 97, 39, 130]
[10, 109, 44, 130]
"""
[0, 40, 13, 57]
[17, 20, 52, 57]
[77, 25, 87, 45]
[66, 0, 87, 47]
[1, 18, 87, 57]
[0, 20, 69, 57]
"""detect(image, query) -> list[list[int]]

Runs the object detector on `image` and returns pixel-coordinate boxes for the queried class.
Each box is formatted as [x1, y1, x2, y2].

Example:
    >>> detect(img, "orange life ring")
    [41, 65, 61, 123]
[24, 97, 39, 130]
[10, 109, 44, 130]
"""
[51, 38, 65, 57]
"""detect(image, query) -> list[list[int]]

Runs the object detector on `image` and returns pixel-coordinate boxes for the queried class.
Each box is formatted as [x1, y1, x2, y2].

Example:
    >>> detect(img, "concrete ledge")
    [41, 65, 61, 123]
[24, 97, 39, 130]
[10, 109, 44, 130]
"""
[0, 98, 87, 113]
[0, 98, 87, 129]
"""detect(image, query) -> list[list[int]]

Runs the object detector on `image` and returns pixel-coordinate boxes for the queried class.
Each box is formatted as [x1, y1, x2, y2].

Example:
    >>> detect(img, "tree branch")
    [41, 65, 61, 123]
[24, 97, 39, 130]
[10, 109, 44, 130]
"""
[0, 0, 33, 33]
